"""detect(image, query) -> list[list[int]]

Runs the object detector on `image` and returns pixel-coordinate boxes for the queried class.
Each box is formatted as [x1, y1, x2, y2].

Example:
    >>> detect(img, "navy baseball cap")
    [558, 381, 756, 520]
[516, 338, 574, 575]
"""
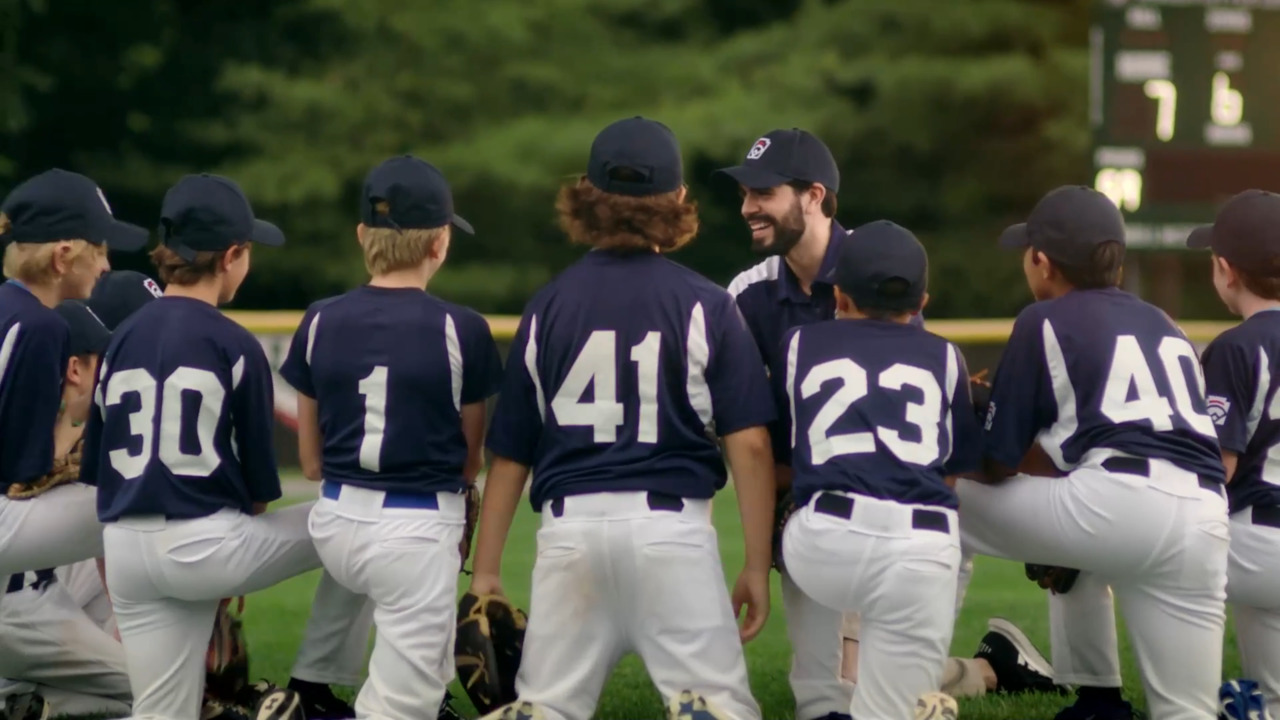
[999, 185, 1126, 265]
[88, 270, 162, 330]
[714, 129, 840, 192]
[362, 156, 473, 234]
[55, 300, 111, 357]
[586, 117, 684, 197]
[1186, 189, 1280, 271]
[159, 174, 285, 262]
[0, 169, 148, 251]
[829, 220, 928, 312]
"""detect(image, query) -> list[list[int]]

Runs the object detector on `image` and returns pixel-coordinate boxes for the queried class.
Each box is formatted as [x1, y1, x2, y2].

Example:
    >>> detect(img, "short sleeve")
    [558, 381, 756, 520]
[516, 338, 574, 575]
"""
[279, 305, 319, 398]
[705, 296, 776, 437]
[943, 343, 982, 475]
[231, 340, 283, 504]
[983, 310, 1053, 471]
[1200, 335, 1256, 454]
[460, 312, 503, 405]
[0, 319, 68, 486]
[485, 309, 544, 466]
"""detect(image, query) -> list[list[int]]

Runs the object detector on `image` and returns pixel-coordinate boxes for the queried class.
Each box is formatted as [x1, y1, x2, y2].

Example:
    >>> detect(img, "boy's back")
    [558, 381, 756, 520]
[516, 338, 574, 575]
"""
[282, 286, 500, 493]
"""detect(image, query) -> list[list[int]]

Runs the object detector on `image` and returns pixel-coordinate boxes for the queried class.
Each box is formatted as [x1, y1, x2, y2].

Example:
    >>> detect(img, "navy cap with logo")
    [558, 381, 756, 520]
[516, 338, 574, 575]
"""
[998, 185, 1126, 265]
[586, 116, 684, 197]
[828, 220, 928, 312]
[1186, 189, 1280, 272]
[713, 128, 840, 192]
[55, 300, 111, 357]
[88, 270, 163, 331]
[0, 169, 148, 251]
[362, 155, 473, 234]
[160, 174, 285, 262]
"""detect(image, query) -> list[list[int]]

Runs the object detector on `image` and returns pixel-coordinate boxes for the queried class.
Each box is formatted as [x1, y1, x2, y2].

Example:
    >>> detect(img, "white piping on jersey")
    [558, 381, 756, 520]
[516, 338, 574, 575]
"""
[686, 302, 714, 436]
[785, 327, 801, 449]
[230, 356, 246, 390]
[305, 311, 321, 366]
[1036, 319, 1077, 470]
[445, 314, 463, 412]
[525, 314, 546, 421]
[1245, 347, 1271, 442]
[942, 342, 960, 464]
[0, 323, 19, 394]
[727, 257, 781, 299]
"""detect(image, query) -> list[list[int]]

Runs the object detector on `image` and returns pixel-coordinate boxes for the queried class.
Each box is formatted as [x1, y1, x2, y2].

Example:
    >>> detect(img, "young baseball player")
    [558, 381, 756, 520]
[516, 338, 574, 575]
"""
[80, 173, 372, 720]
[88, 269, 165, 329]
[279, 155, 502, 720]
[779, 219, 979, 720]
[470, 116, 777, 720]
[0, 169, 146, 580]
[957, 184, 1230, 720]
[717, 130, 1056, 715]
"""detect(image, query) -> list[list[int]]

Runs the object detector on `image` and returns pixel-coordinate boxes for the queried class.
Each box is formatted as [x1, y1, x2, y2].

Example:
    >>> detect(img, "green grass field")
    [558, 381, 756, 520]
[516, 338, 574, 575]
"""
[241, 484, 1243, 720]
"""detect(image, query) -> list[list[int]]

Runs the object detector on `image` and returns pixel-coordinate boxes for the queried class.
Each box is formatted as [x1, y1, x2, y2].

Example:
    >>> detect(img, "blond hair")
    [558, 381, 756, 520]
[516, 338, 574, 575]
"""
[2, 218, 104, 285]
[361, 201, 447, 276]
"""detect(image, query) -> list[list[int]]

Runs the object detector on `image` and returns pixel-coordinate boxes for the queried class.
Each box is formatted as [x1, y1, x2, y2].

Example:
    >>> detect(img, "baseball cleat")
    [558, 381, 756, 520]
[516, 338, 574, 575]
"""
[1219, 679, 1271, 720]
[1054, 688, 1144, 720]
[807, 714, 852, 720]
[254, 687, 305, 720]
[974, 617, 1066, 695]
[478, 701, 544, 720]
[667, 690, 728, 720]
[916, 691, 959, 720]
[2, 693, 49, 720]
[286, 678, 353, 719]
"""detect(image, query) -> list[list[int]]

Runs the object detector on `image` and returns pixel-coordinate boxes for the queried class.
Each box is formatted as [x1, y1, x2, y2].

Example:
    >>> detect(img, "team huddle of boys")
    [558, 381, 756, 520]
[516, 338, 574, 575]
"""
[0, 114, 1276, 720]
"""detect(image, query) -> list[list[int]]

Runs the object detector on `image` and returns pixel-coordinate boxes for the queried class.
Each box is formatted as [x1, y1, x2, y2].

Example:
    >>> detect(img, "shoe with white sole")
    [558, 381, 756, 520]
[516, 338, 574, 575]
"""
[974, 617, 1068, 695]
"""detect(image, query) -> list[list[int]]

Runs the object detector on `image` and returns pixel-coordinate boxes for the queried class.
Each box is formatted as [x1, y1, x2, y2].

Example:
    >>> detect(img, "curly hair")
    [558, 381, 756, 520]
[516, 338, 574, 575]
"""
[555, 175, 699, 253]
[150, 245, 231, 286]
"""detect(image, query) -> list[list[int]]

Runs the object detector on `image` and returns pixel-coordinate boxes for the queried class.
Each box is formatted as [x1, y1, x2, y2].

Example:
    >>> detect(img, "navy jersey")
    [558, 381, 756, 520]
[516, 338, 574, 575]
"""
[279, 286, 502, 495]
[486, 250, 776, 509]
[729, 220, 923, 464]
[783, 319, 980, 509]
[0, 281, 69, 491]
[1200, 309, 1280, 512]
[81, 297, 281, 521]
[984, 288, 1223, 482]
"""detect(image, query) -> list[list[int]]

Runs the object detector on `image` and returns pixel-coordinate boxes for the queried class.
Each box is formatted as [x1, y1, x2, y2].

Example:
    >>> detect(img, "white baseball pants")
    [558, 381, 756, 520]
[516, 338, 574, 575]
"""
[103, 502, 373, 720]
[308, 483, 465, 720]
[957, 455, 1230, 720]
[780, 571, 852, 719]
[783, 491, 961, 720]
[0, 485, 103, 579]
[512, 491, 759, 720]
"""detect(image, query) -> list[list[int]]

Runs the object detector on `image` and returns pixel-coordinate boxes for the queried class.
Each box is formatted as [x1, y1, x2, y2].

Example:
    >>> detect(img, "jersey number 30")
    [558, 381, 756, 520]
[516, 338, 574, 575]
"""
[105, 367, 226, 479]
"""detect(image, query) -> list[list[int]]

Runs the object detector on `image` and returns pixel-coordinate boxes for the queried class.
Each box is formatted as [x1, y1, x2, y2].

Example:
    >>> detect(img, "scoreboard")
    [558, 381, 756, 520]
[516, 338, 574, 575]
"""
[1091, 0, 1280, 248]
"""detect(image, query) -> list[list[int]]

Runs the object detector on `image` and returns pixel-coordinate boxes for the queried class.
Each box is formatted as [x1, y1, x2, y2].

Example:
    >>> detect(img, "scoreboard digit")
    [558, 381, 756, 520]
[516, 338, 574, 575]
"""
[1091, 0, 1280, 248]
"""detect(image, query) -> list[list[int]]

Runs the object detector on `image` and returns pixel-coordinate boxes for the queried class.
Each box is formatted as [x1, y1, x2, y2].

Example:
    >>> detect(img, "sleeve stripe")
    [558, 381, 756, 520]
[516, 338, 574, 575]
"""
[524, 314, 546, 421]
[0, 323, 20, 392]
[1246, 346, 1272, 442]
[785, 329, 801, 450]
[304, 311, 321, 366]
[445, 314, 463, 412]
[943, 342, 959, 464]
[685, 302, 713, 435]
[1038, 319, 1077, 470]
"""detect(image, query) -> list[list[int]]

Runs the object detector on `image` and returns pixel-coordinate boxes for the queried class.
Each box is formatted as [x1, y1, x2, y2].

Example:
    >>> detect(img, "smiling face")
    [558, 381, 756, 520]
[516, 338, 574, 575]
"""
[739, 184, 807, 256]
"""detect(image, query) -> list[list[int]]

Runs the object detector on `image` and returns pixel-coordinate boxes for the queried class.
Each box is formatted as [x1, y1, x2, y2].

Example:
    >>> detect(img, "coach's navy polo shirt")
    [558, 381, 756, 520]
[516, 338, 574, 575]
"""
[729, 220, 923, 463]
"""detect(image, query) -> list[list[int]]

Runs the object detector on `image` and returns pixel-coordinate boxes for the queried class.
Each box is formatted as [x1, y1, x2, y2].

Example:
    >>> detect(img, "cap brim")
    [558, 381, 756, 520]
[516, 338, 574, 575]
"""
[452, 214, 474, 235]
[1186, 224, 1214, 249]
[104, 221, 150, 252]
[712, 165, 791, 190]
[250, 219, 286, 247]
[998, 223, 1031, 250]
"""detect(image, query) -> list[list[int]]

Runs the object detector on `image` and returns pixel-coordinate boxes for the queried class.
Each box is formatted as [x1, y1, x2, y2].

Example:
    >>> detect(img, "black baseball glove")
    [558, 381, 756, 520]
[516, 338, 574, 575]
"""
[1025, 563, 1080, 594]
[970, 369, 992, 426]
[454, 591, 528, 716]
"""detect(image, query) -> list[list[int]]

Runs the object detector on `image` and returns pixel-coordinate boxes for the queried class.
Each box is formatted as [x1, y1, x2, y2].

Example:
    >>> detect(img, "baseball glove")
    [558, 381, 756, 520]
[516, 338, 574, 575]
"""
[7, 439, 82, 499]
[459, 483, 480, 571]
[204, 597, 249, 703]
[455, 591, 528, 716]
[969, 369, 992, 425]
[1024, 563, 1080, 594]
[771, 488, 796, 574]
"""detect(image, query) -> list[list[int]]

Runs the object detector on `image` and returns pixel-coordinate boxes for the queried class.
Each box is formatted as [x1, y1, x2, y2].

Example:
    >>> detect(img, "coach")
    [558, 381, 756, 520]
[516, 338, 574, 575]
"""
[717, 128, 871, 720]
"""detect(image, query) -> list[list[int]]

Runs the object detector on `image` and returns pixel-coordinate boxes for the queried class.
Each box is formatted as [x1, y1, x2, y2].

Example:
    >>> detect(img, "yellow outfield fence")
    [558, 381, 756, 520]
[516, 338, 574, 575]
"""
[224, 310, 1236, 344]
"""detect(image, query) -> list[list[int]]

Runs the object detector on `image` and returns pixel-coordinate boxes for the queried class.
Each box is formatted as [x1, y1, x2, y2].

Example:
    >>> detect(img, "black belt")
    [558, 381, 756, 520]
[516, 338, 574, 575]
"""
[812, 492, 950, 534]
[1252, 505, 1280, 529]
[1099, 456, 1223, 495]
[6, 569, 55, 595]
[549, 491, 684, 518]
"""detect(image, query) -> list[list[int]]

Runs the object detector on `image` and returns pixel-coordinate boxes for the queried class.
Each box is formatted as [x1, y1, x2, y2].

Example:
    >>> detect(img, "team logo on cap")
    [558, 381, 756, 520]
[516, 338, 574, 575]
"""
[746, 138, 771, 160]
[1206, 395, 1230, 426]
[143, 278, 162, 298]
[95, 187, 112, 214]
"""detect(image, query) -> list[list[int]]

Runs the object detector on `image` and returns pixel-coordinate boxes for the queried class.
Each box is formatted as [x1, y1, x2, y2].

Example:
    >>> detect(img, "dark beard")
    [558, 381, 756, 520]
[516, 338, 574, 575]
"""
[749, 198, 806, 256]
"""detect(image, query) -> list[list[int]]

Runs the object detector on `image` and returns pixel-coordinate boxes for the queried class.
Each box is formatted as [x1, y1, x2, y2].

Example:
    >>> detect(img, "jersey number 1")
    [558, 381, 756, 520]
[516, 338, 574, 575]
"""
[358, 366, 388, 472]
[552, 330, 661, 443]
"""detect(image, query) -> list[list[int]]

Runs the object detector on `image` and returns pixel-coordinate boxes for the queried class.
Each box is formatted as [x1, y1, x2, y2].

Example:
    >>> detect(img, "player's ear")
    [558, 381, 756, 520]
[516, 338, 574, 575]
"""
[1214, 254, 1237, 286]
[676, 185, 688, 203]
[834, 286, 854, 316]
[65, 355, 82, 385]
[356, 223, 369, 247]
